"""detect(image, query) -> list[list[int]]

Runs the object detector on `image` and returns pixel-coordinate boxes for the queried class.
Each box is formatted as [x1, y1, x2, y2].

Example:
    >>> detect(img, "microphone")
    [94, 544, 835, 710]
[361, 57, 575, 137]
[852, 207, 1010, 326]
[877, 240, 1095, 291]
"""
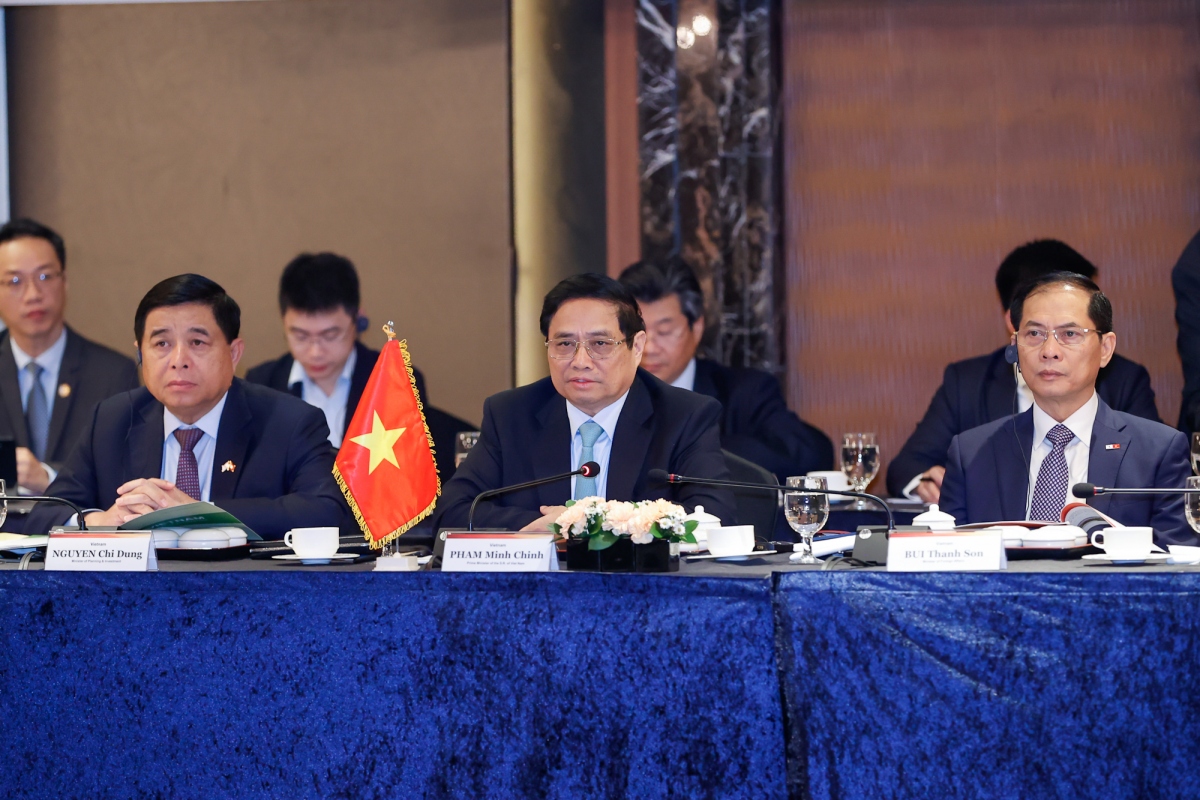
[649, 469, 896, 533]
[467, 461, 601, 531]
[2, 492, 90, 531]
[1072, 482, 1200, 498]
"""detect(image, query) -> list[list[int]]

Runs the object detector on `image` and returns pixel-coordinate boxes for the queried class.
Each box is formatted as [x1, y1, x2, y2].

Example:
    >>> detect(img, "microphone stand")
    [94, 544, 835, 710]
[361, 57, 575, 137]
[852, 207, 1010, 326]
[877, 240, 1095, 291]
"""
[467, 463, 600, 531]
[1, 493, 89, 531]
[1073, 483, 1200, 498]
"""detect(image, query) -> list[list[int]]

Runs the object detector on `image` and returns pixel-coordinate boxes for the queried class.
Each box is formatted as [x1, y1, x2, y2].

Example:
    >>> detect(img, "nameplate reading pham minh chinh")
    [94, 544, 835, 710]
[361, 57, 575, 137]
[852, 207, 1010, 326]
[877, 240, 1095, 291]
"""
[44, 530, 158, 572]
[440, 533, 558, 572]
[886, 528, 1006, 572]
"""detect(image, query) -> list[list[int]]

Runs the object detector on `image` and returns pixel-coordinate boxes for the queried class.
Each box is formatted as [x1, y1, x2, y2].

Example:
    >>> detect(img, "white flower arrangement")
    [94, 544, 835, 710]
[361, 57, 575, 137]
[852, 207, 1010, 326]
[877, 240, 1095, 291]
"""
[551, 497, 699, 551]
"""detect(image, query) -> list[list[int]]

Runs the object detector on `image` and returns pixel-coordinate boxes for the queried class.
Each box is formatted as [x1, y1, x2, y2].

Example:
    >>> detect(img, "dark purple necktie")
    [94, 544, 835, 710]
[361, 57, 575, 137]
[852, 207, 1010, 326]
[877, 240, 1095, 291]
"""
[1029, 424, 1075, 522]
[174, 428, 204, 501]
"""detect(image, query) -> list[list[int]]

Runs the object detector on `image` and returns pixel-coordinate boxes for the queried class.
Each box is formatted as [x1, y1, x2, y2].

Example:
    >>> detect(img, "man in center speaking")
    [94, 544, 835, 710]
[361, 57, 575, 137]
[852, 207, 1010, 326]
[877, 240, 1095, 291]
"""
[433, 273, 734, 531]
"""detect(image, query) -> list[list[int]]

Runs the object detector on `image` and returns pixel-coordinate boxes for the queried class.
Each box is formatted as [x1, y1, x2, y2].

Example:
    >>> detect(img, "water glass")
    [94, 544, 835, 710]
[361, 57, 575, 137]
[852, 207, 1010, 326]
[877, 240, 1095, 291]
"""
[1186, 476, 1200, 536]
[785, 475, 829, 565]
[841, 432, 880, 510]
[1191, 433, 1200, 476]
[455, 431, 481, 468]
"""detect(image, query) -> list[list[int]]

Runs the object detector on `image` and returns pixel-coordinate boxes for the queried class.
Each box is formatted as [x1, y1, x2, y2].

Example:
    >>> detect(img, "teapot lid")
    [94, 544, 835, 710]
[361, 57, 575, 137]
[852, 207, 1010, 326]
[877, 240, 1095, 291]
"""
[912, 504, 956, 528]
[684, 505, 722, 525]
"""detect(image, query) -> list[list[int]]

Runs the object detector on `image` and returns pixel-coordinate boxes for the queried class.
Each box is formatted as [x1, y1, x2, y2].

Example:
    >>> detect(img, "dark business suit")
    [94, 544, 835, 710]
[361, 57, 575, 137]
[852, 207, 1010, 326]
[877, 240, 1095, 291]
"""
[886, 347, 1160, 496]
[692, 359, 833, 481]
[0, 326, 138, 470]
[1172, 229, 1200, 434]
[25, 379, 350, 539]
[939, 400, 1193, 546]
[432, 369, 736, 530]
[245, 341, 475, 480]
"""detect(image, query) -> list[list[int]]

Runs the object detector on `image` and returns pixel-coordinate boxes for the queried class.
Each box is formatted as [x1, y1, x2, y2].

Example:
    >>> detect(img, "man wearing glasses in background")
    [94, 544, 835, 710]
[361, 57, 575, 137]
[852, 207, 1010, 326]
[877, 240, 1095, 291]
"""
[246, 252, 473, 479]
[0, 218, 138, 502]
[939, 272, 1192, 546]
[433, 273, 734, 531]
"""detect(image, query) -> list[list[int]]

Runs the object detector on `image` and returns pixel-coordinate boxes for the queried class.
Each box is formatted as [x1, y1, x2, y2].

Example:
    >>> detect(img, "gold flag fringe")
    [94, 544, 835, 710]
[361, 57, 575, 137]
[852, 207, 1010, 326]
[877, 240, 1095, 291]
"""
[332, 336, 443, 552]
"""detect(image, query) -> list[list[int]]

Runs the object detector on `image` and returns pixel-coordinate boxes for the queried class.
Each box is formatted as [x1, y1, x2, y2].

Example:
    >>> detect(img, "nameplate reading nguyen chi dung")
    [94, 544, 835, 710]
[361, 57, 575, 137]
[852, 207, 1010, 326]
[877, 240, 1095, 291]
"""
[44, 531, 158, 572]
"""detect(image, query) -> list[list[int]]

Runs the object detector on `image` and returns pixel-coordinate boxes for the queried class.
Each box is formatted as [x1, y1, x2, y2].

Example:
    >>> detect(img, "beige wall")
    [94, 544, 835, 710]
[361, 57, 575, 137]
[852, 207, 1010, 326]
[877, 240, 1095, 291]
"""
[7, 0, 511, 424]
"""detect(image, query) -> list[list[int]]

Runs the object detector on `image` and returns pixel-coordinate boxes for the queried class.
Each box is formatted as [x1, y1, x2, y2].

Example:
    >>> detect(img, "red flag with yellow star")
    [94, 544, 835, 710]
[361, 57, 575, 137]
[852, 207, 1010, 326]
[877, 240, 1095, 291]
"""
[334, 330, 439, 549]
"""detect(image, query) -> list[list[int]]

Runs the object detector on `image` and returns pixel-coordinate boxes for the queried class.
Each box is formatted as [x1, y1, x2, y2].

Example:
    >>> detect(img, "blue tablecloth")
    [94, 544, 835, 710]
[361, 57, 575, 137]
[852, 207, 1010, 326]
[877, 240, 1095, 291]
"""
[775, 570, 1200, 800]
[0, 570, 787, 800]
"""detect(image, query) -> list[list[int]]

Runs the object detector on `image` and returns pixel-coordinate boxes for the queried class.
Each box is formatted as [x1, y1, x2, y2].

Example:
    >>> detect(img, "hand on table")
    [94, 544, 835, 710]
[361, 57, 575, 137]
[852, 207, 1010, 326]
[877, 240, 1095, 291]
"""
[115, 478, 196, 516]
[520, 505, 567, 532]
[16, 447, 50, 494]
[914, 466, 945, 505]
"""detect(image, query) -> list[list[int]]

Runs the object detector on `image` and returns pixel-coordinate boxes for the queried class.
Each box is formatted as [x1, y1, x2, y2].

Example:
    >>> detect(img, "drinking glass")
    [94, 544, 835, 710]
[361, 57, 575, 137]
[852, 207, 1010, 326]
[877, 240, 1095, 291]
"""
[841, 432, 880, 510]
[455, 431, 481, 468]
[785, 476, 829, 565]
[1186, 476, 1200, 537]
[0, 479, 6, 529]
[1191, 433, 1200, 476]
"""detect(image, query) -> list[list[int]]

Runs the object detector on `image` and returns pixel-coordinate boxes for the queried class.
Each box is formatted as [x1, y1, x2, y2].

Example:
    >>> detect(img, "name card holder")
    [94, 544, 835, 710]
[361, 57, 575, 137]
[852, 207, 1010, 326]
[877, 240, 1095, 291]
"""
[440, 533, 558, 572]
[886, 529, 1006, 572]
[44, 530, 158, 572]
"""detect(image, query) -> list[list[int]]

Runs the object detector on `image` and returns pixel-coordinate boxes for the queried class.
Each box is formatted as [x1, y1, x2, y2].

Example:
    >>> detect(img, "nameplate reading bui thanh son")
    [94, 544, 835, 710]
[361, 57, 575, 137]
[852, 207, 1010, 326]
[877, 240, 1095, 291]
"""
[440, 533, 558, 572]
[44, 531, 158, 572]
[886, 529, 1006, 572]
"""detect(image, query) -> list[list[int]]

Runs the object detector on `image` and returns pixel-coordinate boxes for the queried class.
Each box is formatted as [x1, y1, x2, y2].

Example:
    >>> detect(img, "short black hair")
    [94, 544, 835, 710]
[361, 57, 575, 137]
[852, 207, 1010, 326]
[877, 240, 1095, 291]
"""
[995, 240, 1097, 311]
[1009, 271, 1113, 334]
[135, 274, 241, 344]
[0, 218, 66, 269]
[278, 252, 360, 316]
[617, 255, 705, 326]
[539, 273, 645, 343]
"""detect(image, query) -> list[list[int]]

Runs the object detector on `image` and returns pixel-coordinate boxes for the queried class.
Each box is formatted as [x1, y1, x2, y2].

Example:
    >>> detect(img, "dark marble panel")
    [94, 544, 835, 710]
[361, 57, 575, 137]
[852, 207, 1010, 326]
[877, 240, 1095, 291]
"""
[636, 0, 680, 262]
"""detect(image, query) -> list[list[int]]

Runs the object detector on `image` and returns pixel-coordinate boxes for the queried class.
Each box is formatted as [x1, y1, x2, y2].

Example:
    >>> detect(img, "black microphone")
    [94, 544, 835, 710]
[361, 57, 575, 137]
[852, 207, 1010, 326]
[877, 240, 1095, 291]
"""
[648, 469, 896, 533]
[467, 461, 601, 531]
[1072, 482, 1200, 498]
[2, 493, 90, 531]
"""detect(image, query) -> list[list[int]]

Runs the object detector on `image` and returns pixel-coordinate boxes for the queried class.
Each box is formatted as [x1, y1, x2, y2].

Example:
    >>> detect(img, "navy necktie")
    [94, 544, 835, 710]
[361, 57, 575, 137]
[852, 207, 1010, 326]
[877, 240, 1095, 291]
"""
[1029, 424, 1075, 522]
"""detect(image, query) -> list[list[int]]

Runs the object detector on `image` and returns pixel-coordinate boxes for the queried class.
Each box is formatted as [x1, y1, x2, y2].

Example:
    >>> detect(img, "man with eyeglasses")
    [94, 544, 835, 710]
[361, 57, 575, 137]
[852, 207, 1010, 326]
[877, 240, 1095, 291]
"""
[432, 273, 734, 531]
[618, 256, 833, 481]
[0, 218, 138, 500]
[939, 272, 1192, 544]
[888, 240, 1160, 503]
[245, 252, 473, 478]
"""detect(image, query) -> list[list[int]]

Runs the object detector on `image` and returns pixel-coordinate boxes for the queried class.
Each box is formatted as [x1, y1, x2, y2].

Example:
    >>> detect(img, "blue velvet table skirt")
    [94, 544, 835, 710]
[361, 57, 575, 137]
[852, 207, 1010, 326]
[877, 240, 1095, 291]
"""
[776, 571, 1200, 800]
[0, 571, 786, 799]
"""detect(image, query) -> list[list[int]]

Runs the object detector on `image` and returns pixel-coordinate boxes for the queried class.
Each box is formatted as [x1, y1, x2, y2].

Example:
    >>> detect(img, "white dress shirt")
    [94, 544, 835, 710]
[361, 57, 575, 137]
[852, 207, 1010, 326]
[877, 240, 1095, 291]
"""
[160, 392, 228, 503]
[288, 348, 356, 448]
[1026, 390, 1098, 518]
[11, 328, 68, 486]
[565, 390, 630, 499]
[670, 358, 697, 392]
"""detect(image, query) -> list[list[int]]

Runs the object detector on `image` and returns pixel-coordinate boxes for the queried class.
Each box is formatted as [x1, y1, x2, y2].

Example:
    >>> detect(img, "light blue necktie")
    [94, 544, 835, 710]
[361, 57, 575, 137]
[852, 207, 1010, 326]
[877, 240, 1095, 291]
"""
[573, 420, 603, 500]
[25, 362, 49, 462]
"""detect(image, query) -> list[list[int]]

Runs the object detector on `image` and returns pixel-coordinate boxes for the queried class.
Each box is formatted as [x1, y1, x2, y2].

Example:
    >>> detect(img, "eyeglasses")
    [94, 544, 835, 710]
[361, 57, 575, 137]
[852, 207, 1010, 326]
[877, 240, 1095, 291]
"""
[545, 338, 626, 360]
[1015, 326, 1102, 348]
[3, 270, 63, 293]
[287, 327, 352, 347]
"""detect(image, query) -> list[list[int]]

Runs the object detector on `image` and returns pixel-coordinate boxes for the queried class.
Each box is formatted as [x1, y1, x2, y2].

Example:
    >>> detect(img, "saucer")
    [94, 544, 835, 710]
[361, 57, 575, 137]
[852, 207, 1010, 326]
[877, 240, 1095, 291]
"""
[273, 552, 358, 565]
[1081, 552, 1170, 566]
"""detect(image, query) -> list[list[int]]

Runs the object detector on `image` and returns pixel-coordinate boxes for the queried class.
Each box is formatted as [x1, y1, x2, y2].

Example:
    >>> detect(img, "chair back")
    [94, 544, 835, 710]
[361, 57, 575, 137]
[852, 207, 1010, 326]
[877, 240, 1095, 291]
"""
[721, 449, 779, 541]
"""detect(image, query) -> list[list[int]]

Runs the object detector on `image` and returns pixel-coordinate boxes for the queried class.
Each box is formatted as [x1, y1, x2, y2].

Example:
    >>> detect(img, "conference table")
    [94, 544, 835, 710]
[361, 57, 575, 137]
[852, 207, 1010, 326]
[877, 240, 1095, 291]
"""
[3, 553, 1199, 799]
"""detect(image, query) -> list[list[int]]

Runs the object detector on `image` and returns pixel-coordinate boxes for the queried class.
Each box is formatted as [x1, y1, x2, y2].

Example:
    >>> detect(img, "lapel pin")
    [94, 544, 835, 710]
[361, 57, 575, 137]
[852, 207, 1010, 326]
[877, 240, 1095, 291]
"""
[1105, 444, 1121, 450]
[57, 383, 71, 399]
[222, 460, 236, 473]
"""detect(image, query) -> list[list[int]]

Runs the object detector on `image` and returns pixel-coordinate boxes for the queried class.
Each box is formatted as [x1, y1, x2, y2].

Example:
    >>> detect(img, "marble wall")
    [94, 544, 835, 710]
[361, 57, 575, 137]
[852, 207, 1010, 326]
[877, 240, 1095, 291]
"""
[635, 0, 781, 372]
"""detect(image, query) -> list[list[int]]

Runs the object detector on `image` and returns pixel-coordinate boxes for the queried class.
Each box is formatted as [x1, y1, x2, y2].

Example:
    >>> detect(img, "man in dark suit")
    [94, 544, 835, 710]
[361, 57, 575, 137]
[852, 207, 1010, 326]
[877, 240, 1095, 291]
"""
[0, 219, 138, 497]
[940, 272, 1192, 546]
[433, 273, 734, 531]
[618, 257, 833, 481]
[888, 240, 1160, 501]
[1172, 229, 1200, 435]
[245, 252, 474, 480]
[26, 274, 348, 539]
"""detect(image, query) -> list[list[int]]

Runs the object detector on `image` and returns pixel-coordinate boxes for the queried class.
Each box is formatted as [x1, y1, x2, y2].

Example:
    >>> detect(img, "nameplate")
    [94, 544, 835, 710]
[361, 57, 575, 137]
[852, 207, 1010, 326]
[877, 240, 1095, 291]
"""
[44, 531, 158, 572]
[886, 529, 1006, 572]
[440, 533, 558, 572]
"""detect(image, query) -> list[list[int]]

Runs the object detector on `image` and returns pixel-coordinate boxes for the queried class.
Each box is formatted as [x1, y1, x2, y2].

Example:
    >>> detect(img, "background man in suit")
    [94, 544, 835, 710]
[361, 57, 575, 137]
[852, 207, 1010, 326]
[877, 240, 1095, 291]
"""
[27, 274, 348, 538]
[1171, 228, 1200, 435]
[888, 239, 1160, 502]
[0, 219, 138, 497]
[433, 273, 734, 531]
[245, 252, 474, 479]
[618, 257, 833, 481]
[940, 272, 1191, 545]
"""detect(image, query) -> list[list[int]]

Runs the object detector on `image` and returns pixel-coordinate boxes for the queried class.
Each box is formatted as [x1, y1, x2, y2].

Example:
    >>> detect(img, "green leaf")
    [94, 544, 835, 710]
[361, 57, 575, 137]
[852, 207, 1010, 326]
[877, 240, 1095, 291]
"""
[684, 520, 698, 534]
[683, 532, 697, 544]
[564, 499, 576, 508]
[588, 531, 619, 551]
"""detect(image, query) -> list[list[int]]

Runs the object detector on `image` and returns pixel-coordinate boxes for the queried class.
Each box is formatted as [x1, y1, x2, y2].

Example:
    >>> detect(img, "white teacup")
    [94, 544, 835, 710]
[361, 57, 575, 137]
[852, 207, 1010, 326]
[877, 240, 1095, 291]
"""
[285, 526, 339, 559]
[807, 470, 849, 493]
[707, 525, 756, 557]
[1090, 526, 1154, 559]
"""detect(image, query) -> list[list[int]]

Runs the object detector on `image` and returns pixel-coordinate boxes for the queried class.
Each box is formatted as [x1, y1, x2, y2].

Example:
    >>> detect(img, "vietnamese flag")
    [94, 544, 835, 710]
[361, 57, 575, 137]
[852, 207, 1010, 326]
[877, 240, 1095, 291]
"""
[334, 334, 440, 549]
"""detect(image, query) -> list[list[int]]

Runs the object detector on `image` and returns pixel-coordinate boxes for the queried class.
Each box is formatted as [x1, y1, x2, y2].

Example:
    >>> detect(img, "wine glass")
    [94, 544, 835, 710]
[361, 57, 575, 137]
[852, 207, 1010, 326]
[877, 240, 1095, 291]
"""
[1186, 476, 1200, 537]
[455, 431, 481, 468]
[1191, 433, 1200, 476]
[841, 432, 880, 510]
[785, 476, 829, 565]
